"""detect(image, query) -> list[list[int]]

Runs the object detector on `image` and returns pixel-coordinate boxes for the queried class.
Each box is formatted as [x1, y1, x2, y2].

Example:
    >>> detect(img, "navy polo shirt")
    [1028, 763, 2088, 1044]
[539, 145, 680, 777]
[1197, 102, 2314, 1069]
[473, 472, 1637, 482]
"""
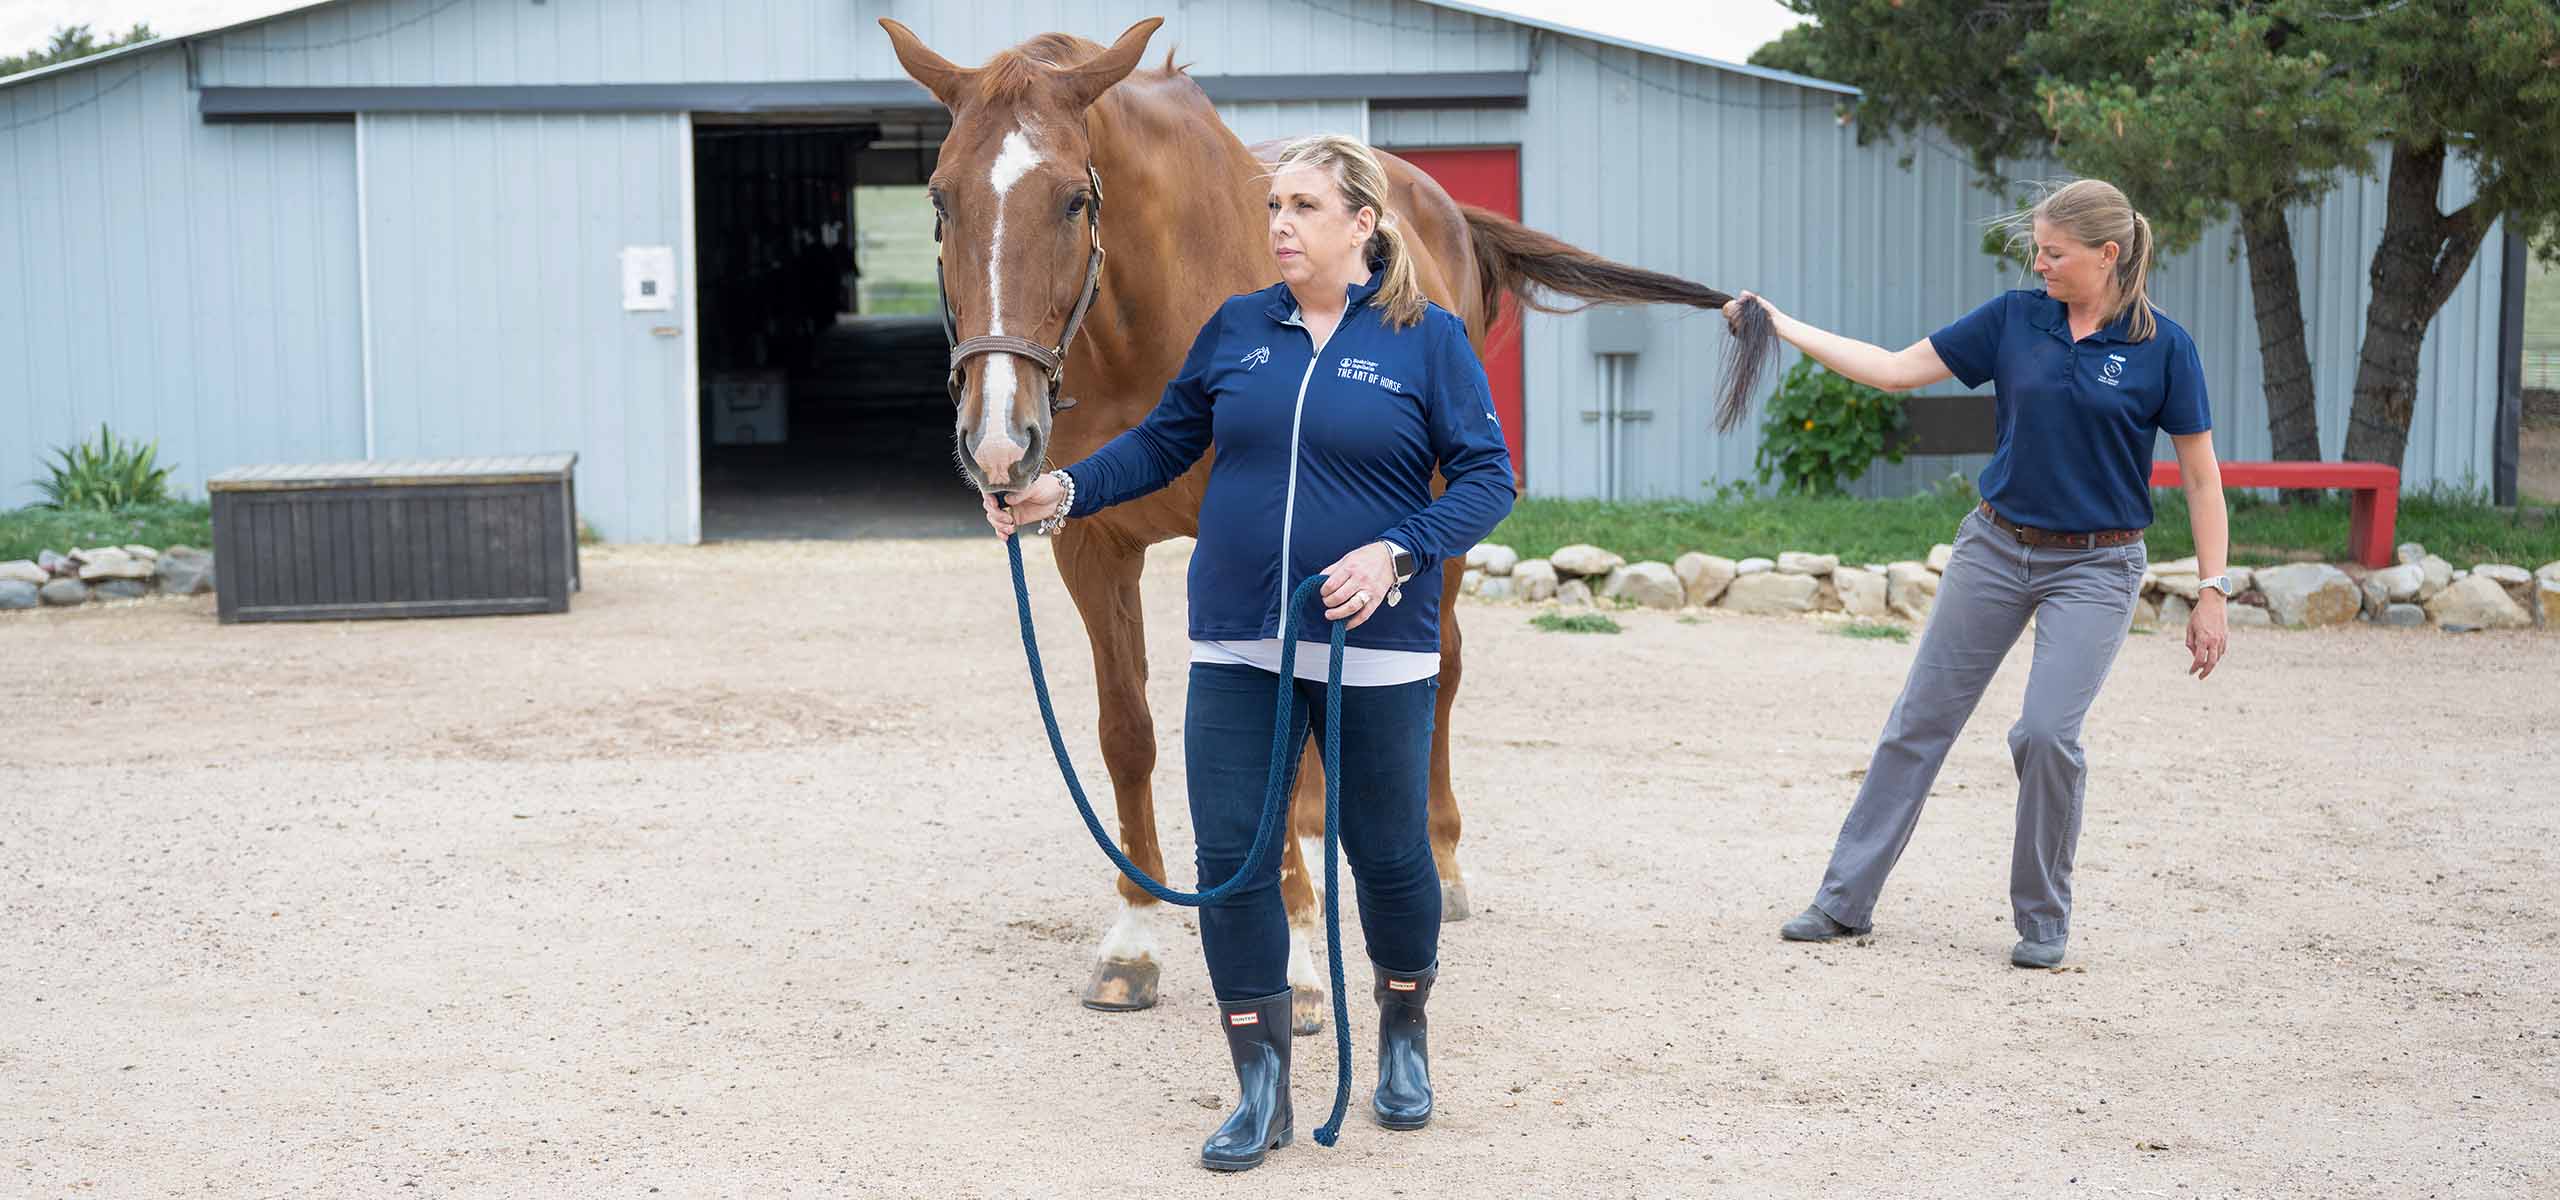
[1929, 289, 2212, 533]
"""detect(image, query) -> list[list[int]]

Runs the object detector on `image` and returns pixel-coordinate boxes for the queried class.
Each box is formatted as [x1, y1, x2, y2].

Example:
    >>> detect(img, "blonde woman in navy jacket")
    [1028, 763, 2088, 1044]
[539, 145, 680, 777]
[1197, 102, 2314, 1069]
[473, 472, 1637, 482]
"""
[989, 133, 1514, 1171]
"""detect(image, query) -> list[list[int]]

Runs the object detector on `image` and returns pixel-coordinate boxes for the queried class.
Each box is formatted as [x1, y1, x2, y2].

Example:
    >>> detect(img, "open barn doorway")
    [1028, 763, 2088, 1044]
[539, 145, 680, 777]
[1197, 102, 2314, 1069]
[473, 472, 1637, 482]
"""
[692, 113, 975, 539]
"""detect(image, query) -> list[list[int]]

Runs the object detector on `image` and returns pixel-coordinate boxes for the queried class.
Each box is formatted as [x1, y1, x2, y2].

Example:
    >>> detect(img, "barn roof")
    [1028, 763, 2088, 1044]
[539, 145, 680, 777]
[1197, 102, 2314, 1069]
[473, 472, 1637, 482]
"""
[1410, 0, 1854, 96]
[3, 0, 1856, 96]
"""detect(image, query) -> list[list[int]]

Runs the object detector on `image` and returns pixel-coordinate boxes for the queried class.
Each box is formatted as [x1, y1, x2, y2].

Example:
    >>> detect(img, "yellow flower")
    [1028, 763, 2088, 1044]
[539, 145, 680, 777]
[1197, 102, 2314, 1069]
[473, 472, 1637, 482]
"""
[1802, 419, 1816, 431]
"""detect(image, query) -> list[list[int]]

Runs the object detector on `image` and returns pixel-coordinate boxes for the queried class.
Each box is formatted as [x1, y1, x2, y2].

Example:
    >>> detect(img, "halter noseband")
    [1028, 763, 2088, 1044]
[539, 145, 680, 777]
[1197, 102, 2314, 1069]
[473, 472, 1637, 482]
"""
[935, 162, 1106, 415]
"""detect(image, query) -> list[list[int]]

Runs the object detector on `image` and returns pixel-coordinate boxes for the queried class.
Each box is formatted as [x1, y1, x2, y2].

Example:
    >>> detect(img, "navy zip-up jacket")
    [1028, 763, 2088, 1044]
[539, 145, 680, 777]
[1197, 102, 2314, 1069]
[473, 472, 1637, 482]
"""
[1062, 274, 1516, 653]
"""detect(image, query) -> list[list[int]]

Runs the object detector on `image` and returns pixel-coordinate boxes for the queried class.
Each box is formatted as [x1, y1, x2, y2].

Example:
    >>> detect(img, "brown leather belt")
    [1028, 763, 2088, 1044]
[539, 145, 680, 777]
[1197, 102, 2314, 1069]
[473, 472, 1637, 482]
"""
[1976, 502, 2142, 549]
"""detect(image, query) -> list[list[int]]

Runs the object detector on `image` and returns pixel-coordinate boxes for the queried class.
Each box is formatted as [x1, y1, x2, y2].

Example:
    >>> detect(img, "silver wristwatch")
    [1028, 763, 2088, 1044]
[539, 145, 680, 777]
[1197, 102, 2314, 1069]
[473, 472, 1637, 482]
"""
[2198, 574, 2234, 598]
[1382, 540, 1414, 607]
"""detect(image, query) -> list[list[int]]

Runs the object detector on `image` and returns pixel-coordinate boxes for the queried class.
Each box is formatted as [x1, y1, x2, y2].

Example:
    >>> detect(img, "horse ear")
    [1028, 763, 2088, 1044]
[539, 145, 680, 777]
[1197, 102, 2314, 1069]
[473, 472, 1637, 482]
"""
[880, 18, 972, 108]
[1062, 17, 1163, 110]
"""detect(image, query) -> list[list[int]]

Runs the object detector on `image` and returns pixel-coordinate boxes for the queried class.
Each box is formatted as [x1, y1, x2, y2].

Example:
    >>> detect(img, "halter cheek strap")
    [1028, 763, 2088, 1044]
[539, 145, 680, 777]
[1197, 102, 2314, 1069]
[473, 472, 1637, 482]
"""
[937, 163, 1107, 415]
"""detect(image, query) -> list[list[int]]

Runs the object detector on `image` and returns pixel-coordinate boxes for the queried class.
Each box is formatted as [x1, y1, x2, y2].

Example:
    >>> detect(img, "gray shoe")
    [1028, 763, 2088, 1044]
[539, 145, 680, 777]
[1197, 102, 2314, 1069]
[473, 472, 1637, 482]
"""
[2010, 936, 2067, 968]
[1779, 905, 1870, 942]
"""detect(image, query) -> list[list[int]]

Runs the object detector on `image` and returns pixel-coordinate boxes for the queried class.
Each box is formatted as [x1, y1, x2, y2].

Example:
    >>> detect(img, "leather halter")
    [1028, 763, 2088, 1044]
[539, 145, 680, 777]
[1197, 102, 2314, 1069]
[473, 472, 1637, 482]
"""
[936, 162, 1106, 415]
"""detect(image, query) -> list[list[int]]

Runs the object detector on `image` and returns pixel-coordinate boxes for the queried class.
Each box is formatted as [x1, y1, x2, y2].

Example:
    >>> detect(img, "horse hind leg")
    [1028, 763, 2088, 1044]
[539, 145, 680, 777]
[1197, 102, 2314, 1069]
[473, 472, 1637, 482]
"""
[1432, 562, 1472, 921]
[1280, 742, 1329, 1035]
[1057, 528, 1166, 1013]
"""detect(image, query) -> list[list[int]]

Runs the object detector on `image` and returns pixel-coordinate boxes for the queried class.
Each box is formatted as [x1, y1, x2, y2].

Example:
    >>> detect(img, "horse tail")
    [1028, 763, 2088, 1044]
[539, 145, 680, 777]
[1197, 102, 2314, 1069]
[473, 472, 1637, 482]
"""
[1459, 204, 1774, 433]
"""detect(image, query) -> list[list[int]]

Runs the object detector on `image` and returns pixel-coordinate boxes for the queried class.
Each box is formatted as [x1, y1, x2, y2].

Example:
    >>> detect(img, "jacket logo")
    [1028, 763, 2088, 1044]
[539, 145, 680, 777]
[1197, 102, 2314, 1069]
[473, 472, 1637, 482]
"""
[1336, 355, 1407, 396]
[1240, 346, 1270, 371]
[2099, 353, 2126, 388]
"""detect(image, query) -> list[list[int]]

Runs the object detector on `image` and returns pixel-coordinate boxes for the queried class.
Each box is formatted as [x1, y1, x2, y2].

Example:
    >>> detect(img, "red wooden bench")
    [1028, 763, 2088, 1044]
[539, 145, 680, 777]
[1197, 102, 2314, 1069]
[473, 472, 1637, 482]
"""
[2148, 460, 2401, 568]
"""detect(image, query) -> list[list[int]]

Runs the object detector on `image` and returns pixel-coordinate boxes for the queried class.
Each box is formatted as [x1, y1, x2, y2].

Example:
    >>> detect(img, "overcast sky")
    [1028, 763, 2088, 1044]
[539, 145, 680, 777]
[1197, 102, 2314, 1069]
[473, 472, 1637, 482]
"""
[2, 0, 1807, 70]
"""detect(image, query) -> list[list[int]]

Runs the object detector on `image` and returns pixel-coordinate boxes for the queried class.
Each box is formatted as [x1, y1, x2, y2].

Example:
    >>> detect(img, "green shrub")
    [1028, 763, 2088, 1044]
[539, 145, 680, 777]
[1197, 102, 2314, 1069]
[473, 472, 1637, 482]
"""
[1753, 359, 1907, 497]
[32, 425, 176, 510]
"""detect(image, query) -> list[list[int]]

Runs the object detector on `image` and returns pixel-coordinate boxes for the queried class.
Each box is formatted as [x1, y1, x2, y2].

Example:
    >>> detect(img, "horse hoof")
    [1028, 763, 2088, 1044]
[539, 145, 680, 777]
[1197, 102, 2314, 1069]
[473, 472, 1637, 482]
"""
[1081, 957, 1159, 1012]
[1441, 877, 1473, 922]
[1292, 985, 1328, 1036]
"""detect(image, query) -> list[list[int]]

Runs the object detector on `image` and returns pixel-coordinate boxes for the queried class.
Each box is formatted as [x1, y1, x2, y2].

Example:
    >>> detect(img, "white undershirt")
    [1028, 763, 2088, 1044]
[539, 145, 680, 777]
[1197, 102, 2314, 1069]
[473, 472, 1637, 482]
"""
[1189, 638, 1440, 687]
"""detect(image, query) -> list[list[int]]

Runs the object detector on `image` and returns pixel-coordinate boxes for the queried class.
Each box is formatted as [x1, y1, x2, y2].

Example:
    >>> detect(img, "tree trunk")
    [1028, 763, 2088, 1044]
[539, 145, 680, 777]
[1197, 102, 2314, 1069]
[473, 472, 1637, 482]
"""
[2341, 140, 2491, 469]
[2238, 199, 2322, 503]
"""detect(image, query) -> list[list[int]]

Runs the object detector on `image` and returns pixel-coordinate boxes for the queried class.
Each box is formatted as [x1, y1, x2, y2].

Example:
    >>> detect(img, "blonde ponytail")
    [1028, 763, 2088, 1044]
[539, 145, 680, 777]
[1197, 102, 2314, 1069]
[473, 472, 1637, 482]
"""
[1268, 133, 1429, 329]
[1368, 210, 1427, 330]
[2117, 210, 2157, 342]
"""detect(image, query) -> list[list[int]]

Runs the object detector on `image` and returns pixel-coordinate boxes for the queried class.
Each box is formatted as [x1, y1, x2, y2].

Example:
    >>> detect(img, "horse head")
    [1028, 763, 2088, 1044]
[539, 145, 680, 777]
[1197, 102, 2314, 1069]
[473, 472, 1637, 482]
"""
[881, 17, 1162, 494]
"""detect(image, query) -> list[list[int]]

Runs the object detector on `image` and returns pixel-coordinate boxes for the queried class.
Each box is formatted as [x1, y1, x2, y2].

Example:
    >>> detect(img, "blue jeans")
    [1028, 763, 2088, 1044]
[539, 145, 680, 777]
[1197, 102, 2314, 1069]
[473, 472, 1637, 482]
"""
[1185, 662, 1441, 1001]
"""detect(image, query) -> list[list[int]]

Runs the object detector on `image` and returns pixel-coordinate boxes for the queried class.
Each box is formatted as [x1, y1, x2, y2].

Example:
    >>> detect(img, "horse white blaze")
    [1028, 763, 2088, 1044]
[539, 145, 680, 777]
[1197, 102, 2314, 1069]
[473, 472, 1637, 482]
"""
[1097, 898, 1160, 965]
[972, 128, 1044, 482]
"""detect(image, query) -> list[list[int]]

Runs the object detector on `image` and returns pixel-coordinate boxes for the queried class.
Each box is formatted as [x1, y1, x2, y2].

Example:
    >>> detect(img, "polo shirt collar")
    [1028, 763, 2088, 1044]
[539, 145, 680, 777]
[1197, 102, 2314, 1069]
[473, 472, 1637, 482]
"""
[2027, 289, 2140, 344]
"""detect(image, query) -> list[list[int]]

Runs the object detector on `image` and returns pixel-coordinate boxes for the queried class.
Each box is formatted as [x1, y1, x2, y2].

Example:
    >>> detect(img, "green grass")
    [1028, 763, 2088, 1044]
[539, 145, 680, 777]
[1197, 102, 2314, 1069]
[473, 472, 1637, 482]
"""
[1492, 490, 1979, 566]
[2525, 253, 2559, 354]
[1, 501, 211, 563]
[1488, 486, 2560, 570]
[1530, 611, 1622, 634]
[1837, 621, 1910, 642]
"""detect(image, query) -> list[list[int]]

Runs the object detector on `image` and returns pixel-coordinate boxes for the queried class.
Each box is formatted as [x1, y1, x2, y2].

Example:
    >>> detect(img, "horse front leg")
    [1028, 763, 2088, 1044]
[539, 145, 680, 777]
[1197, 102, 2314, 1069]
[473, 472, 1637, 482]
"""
[1055, 527, 1166, 1013]
[1432, 558, 1471, 920]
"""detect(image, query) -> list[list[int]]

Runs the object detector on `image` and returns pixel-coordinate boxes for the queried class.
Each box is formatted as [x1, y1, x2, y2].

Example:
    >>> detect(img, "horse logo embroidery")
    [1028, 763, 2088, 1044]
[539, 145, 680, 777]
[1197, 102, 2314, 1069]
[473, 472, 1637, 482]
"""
[1240, 346, 1270, 371]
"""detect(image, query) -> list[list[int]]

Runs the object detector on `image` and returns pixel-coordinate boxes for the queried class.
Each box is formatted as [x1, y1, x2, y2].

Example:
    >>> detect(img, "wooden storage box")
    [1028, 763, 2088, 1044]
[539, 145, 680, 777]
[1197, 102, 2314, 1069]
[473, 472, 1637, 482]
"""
[207, 454, 581, 623]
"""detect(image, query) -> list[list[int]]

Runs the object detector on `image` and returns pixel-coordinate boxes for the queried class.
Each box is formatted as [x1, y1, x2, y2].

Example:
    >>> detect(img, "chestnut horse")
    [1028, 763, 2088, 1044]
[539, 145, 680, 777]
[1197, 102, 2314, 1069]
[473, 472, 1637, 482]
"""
[883, 17, 1771, 1033]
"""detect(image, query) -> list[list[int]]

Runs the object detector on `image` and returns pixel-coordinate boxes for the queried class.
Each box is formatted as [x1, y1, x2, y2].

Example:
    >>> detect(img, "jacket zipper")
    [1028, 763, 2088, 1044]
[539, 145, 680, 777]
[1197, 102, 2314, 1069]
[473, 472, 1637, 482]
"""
[1276, 311, 1328, 636]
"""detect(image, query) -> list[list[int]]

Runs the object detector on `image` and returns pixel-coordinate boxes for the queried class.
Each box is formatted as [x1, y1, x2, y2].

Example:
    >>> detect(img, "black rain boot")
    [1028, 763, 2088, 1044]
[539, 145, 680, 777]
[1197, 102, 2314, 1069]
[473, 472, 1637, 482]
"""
[1200, 989, 1294, 1171]
[1372, 961, 1437, 1130]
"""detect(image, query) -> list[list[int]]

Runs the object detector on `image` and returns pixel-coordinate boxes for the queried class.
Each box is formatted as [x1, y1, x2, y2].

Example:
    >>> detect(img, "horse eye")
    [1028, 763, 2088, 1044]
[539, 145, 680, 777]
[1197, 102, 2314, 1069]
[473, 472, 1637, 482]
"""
[1065, 194, 1088, 218]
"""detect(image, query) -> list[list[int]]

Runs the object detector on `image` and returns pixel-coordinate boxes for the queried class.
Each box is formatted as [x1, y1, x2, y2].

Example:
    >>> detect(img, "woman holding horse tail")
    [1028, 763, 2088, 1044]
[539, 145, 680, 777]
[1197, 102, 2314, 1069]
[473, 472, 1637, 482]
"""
[989, 133, 1515, 1171]
[1730, 179, 2231, 969]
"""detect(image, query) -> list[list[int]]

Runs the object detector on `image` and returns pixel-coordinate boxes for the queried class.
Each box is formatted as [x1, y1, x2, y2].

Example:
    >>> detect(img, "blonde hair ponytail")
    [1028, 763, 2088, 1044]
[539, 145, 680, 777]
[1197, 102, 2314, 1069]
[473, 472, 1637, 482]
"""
[1991, 178, 2159, 342]
[1268, 133, 1429, 330]
[2117, 209, 2157, 342]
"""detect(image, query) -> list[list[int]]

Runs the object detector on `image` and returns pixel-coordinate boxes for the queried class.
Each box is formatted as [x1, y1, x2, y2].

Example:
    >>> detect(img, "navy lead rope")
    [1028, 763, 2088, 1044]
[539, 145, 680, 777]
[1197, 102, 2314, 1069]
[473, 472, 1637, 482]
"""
[1002, 532, 1358, 1147]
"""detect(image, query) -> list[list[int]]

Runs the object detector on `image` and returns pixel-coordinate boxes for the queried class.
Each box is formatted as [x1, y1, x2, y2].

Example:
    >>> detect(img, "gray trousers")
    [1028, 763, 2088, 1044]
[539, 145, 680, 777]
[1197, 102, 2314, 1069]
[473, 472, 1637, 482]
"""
[1813, 506, 2146, 941]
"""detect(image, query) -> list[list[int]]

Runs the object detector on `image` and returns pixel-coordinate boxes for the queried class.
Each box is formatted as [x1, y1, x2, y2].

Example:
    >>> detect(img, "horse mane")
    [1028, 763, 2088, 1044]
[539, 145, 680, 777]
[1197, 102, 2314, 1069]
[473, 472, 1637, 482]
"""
[974, 31, 1197, 106]
[975, 33, 1103, 102]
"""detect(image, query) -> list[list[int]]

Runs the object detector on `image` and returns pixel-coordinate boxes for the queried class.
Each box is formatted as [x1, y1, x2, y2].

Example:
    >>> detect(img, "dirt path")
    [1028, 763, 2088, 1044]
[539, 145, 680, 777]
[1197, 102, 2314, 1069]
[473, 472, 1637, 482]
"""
[5, 538, 2555, 1197]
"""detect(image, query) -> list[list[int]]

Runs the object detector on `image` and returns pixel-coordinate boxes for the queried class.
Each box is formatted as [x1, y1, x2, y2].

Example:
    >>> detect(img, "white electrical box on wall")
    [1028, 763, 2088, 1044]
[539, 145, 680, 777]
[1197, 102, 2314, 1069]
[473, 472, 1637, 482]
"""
[620, 245, 676, 312]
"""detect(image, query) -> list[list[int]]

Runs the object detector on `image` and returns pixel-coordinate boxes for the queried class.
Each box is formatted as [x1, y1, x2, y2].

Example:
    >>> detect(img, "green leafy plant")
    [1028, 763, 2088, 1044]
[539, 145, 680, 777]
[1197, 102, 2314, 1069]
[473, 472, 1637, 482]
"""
[33, 424, 177, 510]
[1753, 359, 1907, 497]
[1531, 612, 1622, 634]
[1838, 621, 1911, 642]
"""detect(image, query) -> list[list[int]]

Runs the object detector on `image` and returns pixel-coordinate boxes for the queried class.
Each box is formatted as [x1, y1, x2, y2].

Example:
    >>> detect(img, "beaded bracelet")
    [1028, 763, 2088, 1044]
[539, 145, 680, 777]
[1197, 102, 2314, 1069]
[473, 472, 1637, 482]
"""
[1037, 469, 1076, 536]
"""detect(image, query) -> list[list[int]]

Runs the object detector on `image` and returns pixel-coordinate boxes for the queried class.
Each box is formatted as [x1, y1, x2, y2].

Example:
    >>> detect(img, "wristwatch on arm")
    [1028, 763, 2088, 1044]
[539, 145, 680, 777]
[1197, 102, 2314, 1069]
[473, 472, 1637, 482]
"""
[1381, 540, 1416, 607]
[2198, 574, 2234, 599]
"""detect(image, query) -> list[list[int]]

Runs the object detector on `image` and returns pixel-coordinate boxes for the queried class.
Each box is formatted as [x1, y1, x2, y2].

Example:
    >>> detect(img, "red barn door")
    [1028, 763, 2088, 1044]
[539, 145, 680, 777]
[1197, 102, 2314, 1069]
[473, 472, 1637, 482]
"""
[1391, 147, 1525, 487]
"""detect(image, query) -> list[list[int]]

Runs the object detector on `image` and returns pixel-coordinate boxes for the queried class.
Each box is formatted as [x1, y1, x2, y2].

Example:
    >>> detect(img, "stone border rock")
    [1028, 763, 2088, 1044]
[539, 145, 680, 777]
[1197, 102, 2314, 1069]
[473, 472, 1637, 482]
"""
[1460, 540, 2556, 634]
[0, 545, 217, 611]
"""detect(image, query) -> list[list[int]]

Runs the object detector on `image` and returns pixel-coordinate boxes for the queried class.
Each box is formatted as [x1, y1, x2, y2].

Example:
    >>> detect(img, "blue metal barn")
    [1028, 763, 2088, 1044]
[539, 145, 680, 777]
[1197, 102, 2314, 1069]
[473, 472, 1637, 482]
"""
[0, 0, 2522, 540]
